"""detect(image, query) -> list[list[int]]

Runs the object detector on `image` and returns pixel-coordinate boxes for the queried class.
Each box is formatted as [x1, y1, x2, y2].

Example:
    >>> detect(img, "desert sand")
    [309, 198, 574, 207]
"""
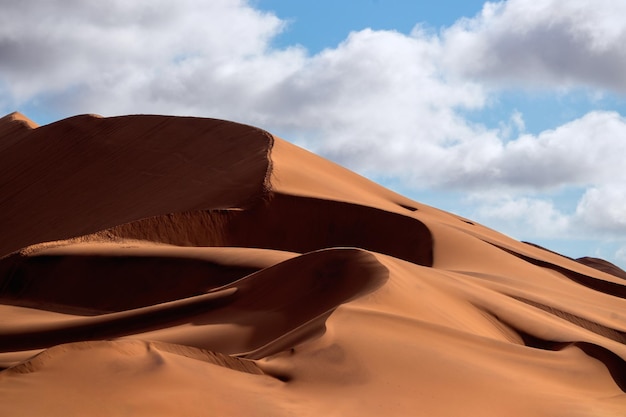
[1, 111, 625, 416]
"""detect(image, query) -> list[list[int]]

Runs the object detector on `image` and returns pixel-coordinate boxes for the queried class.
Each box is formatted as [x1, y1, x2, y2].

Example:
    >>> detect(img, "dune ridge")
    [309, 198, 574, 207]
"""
[3, 340, 265, 376]
[0, 112, 38, 152]
[577, 256, 626, 280]
[1, 113, 625, 416]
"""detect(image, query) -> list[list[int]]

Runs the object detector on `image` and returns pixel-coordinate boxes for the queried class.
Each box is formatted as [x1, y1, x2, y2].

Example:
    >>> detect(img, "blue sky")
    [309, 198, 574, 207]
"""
[256, 0, 488, 52]
[2, 0, 626, 268]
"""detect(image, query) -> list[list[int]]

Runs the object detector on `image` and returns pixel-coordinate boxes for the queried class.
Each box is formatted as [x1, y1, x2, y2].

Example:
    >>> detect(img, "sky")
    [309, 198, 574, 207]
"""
[2, 0, 626, 268]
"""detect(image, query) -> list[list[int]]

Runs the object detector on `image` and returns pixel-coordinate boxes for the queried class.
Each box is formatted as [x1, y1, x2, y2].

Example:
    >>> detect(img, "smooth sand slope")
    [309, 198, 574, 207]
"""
[1, 112, 626, 416]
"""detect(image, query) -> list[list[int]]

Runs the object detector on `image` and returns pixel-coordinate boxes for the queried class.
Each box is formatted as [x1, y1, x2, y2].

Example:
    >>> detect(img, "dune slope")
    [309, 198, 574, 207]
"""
[1, 113, 625, 416]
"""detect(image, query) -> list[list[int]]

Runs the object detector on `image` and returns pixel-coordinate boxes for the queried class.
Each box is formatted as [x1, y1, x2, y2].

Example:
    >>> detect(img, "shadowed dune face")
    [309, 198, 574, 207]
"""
[0, 250, 262, 314]
[1, 113, 626, 416]
[80, 193, 433, 267]
[0, 114, 273, 257]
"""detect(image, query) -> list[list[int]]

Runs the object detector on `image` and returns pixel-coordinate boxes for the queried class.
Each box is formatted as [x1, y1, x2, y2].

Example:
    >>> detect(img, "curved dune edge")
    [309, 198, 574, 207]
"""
[512, 295, 626, 345]
[3, 340, 264, 376]
[1, 247, 388, 362]
[491, 242, 626, 299]
[1, 113, 626, 416]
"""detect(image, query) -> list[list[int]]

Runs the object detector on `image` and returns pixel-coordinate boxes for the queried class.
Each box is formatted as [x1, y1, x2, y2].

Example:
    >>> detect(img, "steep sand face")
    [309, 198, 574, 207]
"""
[1, 114, 625, 416]
[0, 114, 273, 257]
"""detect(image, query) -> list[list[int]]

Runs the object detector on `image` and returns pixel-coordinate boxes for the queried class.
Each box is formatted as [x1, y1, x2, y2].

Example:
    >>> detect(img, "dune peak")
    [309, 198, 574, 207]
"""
[0, 112, 39, 129]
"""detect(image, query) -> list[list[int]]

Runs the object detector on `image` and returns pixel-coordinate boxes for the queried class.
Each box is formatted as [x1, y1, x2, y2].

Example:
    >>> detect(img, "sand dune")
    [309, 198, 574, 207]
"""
[1, 113, 626, 416]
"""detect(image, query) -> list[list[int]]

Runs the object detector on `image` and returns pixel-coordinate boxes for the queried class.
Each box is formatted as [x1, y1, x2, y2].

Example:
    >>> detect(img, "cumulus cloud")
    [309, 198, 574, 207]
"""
[490, 111, 626, 189]
[470, 188, 626, 242]
[442, 0, 626, 91]
[616, 247, 626, 265]
[574, 187, 626, 236]
[471, 194, 570, 238]
[0, 0, 296, 115]
[322, 109, 626, 196]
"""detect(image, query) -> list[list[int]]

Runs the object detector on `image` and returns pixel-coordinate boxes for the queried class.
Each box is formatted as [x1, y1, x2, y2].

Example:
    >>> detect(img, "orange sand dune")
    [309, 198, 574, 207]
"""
[1, 113, 626, 416]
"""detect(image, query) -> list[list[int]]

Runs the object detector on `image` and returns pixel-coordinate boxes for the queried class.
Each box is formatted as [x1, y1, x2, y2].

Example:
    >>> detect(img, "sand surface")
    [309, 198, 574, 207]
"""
[1, 112, 625, 416]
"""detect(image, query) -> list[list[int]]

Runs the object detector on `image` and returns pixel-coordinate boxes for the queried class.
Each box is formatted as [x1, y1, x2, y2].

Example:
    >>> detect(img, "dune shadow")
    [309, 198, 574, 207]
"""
[97, 193, 434, 267]
[0, 253, 259, 315]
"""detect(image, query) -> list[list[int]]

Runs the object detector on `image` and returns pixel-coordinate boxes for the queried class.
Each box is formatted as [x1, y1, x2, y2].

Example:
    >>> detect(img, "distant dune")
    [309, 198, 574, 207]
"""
[1, 112, 625, 416]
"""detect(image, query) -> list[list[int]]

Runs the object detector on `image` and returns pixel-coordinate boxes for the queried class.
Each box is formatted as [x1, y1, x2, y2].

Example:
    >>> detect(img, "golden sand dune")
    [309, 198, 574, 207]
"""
[1, 112, 625, 416]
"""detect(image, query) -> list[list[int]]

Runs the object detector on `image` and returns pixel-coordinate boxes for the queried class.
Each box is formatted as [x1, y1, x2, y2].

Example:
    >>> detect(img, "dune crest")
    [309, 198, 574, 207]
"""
[0, 111, 38, 129]
[577, 256, 626, 280]
[1, 113, 625, 416]
[0, 112, 38, 152]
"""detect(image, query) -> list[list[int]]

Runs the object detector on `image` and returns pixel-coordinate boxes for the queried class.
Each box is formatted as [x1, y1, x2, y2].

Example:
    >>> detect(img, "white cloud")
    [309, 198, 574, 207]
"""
[495, 110, 524, 140]
[322, 109, 626, 195]
[0, 0, 294, 112]
[472, 195, 570, 238]
[264, 29, 489, 165]
[442, 0, 626, 91]
[470, 183, 626, 242]
[574, 187, 626, 236]
[494, 111, 626, 189]
[616, 246, 626, 265]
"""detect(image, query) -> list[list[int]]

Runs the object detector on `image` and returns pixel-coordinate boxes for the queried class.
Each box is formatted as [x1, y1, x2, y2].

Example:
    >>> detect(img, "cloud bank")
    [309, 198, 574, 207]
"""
[1, 0, 625, 259]
[443, 0, 626, 91]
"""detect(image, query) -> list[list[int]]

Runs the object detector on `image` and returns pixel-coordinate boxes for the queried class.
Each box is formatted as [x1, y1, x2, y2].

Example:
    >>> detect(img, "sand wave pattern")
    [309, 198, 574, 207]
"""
[1, 113, 626, 416]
